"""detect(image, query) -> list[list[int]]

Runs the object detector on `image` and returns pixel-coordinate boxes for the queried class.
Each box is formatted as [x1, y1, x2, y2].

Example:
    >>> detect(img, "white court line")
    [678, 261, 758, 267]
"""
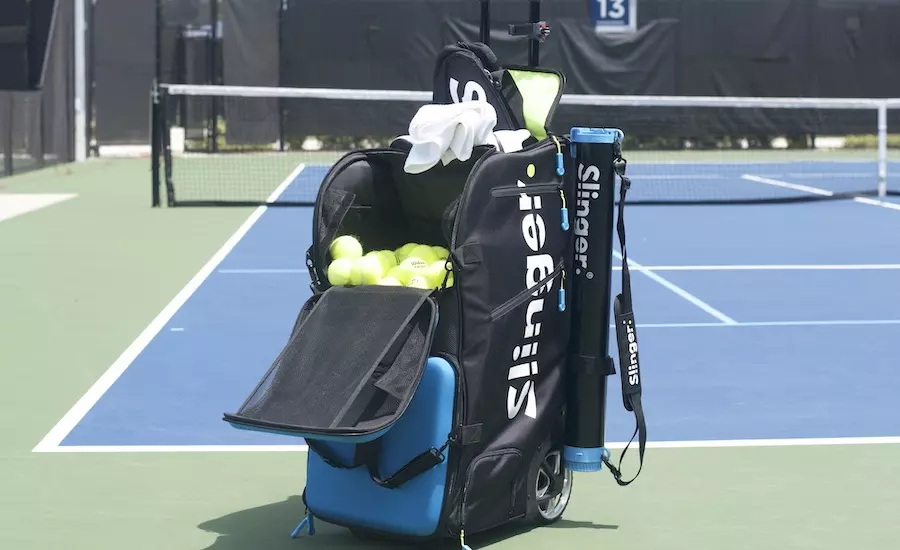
[42, 444, 309, 453]
[612, 264, 900, 271]
[614, 251, 738, 325]
[0, 193, 77, 222]
[783, 172, 872, 179]
[742, 173, 900, 210]
[218, 268, 308, 274]
[612, 319, 900, 328]
[221, 265, 900, 274]
[32, 164, 307, 453]
[630, 174, 726, 180]
[854, 196, 900, 211]
[38, 436, 900, 453]
[741, 174, 834, 196]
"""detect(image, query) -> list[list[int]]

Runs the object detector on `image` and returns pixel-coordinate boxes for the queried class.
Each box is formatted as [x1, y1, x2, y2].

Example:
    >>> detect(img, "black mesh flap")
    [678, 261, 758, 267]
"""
[224, 286, 437, 437]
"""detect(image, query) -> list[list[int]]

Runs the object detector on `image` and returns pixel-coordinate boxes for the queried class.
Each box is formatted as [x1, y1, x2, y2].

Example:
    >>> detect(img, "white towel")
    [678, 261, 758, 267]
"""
[400, 101, 529, 174]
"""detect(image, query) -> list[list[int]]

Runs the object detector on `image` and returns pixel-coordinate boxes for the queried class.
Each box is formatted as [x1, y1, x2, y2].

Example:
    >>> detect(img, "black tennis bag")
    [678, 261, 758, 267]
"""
[222, 47, 579, 548]
[223, 136, 576, 545]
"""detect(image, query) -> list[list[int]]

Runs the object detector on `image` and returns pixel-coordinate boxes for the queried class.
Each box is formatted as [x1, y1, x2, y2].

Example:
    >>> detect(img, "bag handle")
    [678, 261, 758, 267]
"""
[306, 435, 454, 490]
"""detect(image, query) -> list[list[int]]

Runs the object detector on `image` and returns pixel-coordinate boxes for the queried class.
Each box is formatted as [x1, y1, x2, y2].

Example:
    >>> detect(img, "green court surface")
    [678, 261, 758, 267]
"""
[2, 158, 900, 549]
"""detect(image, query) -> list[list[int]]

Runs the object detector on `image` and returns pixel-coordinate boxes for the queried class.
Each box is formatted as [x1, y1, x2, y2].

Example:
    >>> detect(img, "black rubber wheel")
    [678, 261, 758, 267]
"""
[525, 439, 573, 525]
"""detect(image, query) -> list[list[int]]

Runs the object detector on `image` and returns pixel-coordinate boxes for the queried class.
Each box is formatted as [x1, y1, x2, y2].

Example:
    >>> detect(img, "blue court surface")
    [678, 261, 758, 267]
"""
[44, 160, 900, 450]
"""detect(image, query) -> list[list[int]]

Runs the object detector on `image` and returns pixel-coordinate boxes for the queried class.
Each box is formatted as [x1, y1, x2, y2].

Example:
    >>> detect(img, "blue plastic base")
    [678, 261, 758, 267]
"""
[563, 445, 608, 472]
[304, 356, 457, 537]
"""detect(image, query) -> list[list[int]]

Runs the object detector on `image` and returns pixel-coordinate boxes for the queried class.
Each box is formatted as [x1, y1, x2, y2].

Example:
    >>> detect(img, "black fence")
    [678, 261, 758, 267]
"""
[89, 0, 900, 147]
[0, 0, 74, 178]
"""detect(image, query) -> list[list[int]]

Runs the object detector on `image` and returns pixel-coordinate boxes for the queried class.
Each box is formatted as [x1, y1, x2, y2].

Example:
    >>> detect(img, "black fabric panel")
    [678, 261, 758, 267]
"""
[222, 0, 279, 86]
[93, 0, 155, 144]
[557, 18, 678, 95]
[221, 0, 280, 145]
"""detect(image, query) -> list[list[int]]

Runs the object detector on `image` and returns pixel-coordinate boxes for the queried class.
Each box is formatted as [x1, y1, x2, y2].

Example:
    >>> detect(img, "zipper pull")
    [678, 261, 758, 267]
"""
[290, 507, 316, 538]
[559, 189, 569, 231]
[460, 529, 472, 550]
[558, 269, 566, 312]
[551, 134, 565, 177]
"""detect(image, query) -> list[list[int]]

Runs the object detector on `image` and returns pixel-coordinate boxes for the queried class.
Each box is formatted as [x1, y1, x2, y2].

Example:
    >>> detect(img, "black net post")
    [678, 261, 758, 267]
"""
[563, 128, 622, 473]
[151, 81, 160, 207]
[151, 0, 163, 206]
[160, 86, 175, 207]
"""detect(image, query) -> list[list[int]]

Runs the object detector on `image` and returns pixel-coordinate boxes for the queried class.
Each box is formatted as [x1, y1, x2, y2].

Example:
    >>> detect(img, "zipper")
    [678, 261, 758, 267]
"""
[450, 138, 559, 252]
[490, 181, 560, 197]
[457, 448, 524, 549]
[489, 259, 565, 322]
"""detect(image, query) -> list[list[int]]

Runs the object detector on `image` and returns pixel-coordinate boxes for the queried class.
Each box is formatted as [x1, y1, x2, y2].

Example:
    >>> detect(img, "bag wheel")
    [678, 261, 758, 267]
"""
[526, 444, 573, 525]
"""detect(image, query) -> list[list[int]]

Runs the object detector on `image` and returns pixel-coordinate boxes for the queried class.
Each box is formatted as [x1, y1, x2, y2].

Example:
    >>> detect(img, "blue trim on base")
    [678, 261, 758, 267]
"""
[569, 127, 625, 144]
[563, 445, 607, 472]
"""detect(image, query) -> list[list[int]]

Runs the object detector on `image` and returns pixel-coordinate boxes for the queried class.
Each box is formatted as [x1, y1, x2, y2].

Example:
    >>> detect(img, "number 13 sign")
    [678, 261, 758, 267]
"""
[590, 0, 637, 34]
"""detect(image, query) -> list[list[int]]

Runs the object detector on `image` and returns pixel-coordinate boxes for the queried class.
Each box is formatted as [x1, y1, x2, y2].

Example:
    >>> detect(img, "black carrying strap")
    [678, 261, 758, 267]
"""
[354, 437, 451, 490]
[306, 436, 452, 490]
[603, 150, 647, 487]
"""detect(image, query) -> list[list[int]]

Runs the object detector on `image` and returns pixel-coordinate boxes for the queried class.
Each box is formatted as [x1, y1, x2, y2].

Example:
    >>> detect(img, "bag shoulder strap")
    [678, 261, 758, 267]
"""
[603, 147, 647, 487]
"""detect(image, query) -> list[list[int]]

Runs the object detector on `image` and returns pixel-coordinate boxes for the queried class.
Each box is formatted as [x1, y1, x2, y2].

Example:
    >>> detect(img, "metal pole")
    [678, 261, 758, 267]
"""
[152, 0, 163, 206]
[209, 0, 219, 153]
[480, 0, 490, 45]
[279, 0, 286, 152]
[877, 102, 887, 198]
[528, 0, 540, 67]
[87, 0, 98, 156]
[74, 0, 87, 162]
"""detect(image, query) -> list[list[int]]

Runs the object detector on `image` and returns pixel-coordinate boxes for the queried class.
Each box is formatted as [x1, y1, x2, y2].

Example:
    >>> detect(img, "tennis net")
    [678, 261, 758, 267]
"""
[151, 83, 900, 207]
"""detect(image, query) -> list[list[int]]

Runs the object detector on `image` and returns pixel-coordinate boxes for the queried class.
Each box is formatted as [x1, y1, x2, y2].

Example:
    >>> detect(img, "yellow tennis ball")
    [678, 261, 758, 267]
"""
[357, 255, 383, 285]
[386, 266, 410, 285]
[377, 250, 398, 271]
[394, 257, 427, 286]
[348, 260, 362, 285]
[327, 258, 354, 286]
[400, 256, 428, 274]
[377, 277, 402, 286]
[395, 242, 419, 262]
[407, 276, 430, 289]
[426, 260, 453, 288]
[408, 245, 438, 265]
[364, 251, 387, 273]
[330, 235, 363, 260]
[431, 246, 450, 260]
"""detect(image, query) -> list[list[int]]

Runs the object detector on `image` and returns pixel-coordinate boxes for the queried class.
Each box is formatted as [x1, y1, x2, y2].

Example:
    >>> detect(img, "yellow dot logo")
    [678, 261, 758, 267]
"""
[526, 164, 535, 178]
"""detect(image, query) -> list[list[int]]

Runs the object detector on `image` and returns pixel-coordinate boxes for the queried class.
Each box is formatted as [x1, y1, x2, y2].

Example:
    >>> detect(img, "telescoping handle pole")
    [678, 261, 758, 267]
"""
[528, 0, 541, 66]
[506, 0, 549, 67]
[563, 128, 623, 473]
[479, 0, 491, 45]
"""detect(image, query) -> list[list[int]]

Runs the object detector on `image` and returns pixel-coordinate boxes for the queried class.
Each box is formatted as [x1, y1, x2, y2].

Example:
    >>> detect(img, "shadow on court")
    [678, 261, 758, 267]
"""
[197, 495, 617, 549]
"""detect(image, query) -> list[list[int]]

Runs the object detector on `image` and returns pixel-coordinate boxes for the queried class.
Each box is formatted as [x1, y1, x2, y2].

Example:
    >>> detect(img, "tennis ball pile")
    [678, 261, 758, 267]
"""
[327, 235, 453, 290]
